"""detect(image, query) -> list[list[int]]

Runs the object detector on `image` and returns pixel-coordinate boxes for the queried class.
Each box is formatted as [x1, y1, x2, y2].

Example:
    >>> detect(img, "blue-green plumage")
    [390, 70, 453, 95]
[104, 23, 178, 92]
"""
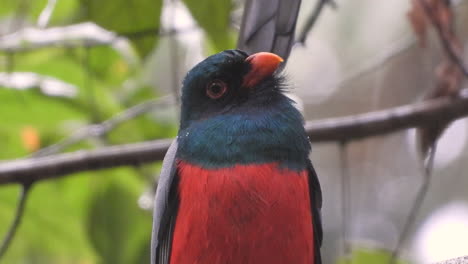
[178, 81, 310, 170]
[178, 50, 310, 170]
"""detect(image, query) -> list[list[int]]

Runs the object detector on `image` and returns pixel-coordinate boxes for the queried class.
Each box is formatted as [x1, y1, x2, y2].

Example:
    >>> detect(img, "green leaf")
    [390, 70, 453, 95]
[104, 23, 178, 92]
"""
[48, 0, 81, 25]
[0, 0, 48, 21]
[0, 174, 99, 263]
[78, 0, 163, 58]
[182, 0, 235, 52]
[86, 170, 152, 264]
[87, 46, 135, 85]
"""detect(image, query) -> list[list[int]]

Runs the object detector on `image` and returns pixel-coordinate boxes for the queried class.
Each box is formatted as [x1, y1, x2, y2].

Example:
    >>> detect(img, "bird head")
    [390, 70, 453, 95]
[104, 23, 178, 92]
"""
[180, 49, 284, 129]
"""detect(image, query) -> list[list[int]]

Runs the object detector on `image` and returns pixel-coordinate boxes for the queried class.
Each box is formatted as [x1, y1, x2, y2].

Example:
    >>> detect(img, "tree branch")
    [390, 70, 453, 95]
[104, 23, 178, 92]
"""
[339, 142, 351, 262]
[297, 0, 337, 44]
[1, 88, 468, 185]
[37, 0, 57, 28]
[0, 183, 32, 258]
[306, 88, 468, 142]
[0, 22, 196, 53]
[0, 23, 131, 51]
[389, 143, 437, 264]
[0, 139, 173, 185]
[0, 72, 77, 98]
[419, 0, 468, 77]
[32, 95, 173, 157]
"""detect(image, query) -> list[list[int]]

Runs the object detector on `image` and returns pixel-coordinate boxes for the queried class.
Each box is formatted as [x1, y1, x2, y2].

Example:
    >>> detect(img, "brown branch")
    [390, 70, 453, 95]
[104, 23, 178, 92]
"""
[1, 89, 468, 185]
[419, 0, 468, 77]
[306, 88, 468, 142]
[0, 139, 173, 185]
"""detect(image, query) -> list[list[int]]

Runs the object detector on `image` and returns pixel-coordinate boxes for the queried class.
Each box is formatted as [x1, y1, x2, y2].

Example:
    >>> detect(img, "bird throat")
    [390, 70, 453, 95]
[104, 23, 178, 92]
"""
[177, 97, 310, 171]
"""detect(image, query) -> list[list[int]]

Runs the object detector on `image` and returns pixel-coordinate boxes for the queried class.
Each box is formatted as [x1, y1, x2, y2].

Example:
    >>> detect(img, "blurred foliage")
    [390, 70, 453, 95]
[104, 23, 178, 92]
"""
[182, 0, 236, 51]
[337, 248, 408, 264]
[0, 0, 231, 263]
[78, 0, 163, 58]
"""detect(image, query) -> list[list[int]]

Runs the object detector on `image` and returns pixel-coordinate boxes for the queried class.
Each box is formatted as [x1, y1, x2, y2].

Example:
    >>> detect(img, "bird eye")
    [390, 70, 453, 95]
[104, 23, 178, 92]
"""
[206, 80, 227, 99]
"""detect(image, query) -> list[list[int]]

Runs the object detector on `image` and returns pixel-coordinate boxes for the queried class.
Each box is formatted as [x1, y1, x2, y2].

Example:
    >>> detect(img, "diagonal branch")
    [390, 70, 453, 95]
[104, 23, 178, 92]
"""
[0, 183, 32, 259]
[306, 88, 468, 142]
[389, 143, 437, 264]
[297, 0, 337, 44]
[32, 95, 173, 157]
[1, 88, 468, 185]
[418, 0, 468, 77]
[37, 0, 57, 28]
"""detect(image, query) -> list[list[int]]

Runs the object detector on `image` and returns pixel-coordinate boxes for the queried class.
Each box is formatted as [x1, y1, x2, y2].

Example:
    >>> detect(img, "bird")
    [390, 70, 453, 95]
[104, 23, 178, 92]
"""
[151, 49, 322, 264]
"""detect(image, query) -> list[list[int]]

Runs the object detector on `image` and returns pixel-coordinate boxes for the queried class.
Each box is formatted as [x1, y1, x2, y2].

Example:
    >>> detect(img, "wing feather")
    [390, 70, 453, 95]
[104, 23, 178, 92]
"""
[151, 140, 179, 264]
[308, 160, 323, 264]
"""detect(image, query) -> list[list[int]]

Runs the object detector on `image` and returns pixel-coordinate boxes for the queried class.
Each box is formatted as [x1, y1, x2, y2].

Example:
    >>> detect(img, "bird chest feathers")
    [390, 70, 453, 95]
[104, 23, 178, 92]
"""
[172, 107, 316, 264]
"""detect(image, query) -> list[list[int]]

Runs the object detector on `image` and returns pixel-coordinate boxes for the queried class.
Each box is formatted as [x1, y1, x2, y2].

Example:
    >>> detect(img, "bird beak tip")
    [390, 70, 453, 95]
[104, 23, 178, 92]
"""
[243, 52, 284, 88]
[246, 52, 284, 65]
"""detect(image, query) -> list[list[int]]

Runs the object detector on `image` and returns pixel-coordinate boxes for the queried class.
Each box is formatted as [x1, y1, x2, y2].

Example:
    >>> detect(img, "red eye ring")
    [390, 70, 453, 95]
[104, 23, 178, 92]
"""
[206, 80, 227, 99]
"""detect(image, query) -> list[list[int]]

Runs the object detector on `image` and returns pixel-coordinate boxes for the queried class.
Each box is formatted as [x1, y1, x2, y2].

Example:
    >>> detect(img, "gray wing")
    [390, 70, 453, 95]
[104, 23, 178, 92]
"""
[151, 139, 178, 264]
[307, 160, 322, 264]
[237, 0, 302, 61]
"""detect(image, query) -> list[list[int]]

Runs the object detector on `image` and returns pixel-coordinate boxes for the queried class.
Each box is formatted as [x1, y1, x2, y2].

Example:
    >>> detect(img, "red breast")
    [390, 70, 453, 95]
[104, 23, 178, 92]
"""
[170, 161, 315, 264]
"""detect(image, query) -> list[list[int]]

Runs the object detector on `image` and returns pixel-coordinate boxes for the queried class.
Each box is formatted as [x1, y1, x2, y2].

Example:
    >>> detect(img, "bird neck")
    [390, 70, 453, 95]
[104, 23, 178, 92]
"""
[177, 94, 310, 171]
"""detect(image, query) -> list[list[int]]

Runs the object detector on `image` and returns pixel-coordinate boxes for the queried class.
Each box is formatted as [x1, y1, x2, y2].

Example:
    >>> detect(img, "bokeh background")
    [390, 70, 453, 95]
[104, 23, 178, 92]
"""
[1, 0, 468, 263]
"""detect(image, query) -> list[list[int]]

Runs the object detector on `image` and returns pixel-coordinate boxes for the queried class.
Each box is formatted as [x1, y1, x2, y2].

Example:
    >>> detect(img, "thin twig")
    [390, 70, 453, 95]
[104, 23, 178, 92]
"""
[32, 95, 173, 157]
[0, 183, 33, 260]
[37, 0, 57, 28]
[1, 89, 468, 184]
[339, 141, 351, 263]
[6, 0, 30, 34]
[419, 0, 468, 77]
[297, 0, 337, 44]
[83, 46, 101, 123]
[388, 143, 437, 264]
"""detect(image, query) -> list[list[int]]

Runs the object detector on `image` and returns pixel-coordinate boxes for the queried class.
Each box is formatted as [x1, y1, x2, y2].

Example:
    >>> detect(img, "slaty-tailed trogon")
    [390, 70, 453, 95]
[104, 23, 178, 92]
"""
[151, 49, 322, 264]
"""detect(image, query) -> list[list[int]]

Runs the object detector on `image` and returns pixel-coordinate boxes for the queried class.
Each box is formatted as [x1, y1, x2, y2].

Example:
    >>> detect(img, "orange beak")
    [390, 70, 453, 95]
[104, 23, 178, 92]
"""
[242, 52, 284, 88]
